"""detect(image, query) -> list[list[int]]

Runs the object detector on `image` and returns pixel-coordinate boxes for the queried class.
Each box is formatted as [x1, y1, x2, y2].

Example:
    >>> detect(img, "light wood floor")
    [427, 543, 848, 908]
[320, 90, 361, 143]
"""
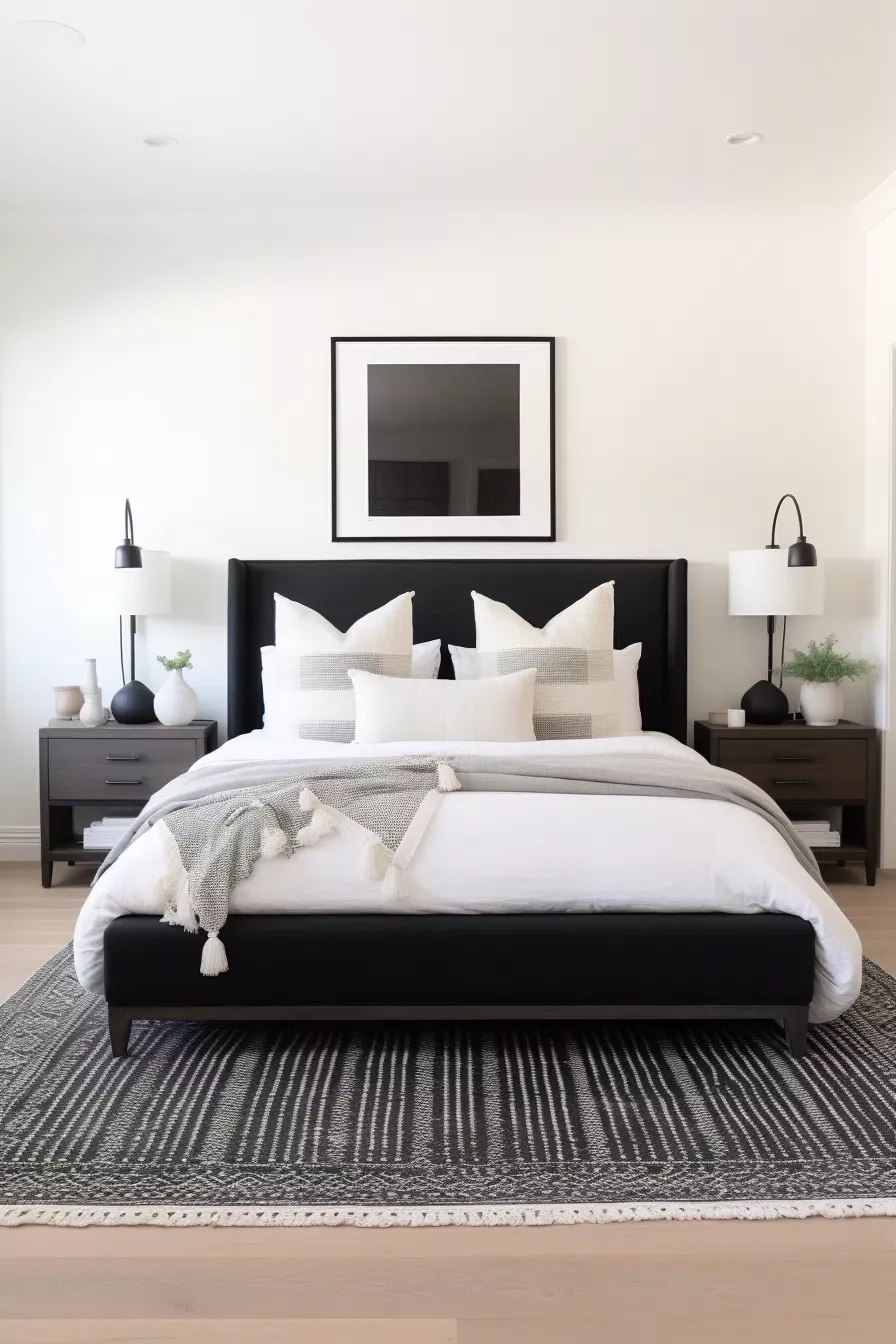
[1, 860, 896, 1343]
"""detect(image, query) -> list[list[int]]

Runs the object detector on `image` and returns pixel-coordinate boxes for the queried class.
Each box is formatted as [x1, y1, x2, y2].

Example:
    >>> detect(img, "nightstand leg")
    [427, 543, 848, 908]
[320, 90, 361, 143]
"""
[866, 859, 877, 887]
[41, 859, 53, 888]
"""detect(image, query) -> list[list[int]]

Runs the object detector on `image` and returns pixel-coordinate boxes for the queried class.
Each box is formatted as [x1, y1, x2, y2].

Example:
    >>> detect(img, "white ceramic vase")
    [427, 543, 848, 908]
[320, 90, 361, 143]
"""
[81, 658, 99, 698]
[154, 668, 198, 727]
[799, 679, 843, 726]
[80, 691, 106, 727]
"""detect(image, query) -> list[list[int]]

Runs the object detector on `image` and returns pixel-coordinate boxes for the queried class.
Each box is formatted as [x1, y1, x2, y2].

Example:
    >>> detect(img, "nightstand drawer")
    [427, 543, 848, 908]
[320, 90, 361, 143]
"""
[47, 737, 197, 801]
[718, 737, 867, 801]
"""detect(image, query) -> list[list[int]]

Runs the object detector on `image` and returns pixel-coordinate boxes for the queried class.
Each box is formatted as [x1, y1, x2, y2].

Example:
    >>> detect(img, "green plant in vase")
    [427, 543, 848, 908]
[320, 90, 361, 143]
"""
[781, 635, 873, 726]
[153, 650, 198, 726]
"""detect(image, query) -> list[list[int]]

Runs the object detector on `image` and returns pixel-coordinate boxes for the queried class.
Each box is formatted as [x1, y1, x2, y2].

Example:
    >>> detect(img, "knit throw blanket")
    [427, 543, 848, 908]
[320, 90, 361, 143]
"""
[95, 752, 826, 977]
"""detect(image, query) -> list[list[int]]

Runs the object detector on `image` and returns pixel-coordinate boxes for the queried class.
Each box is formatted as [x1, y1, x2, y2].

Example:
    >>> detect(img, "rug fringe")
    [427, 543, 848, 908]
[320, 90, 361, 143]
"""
[2, 1198, 896, 1228]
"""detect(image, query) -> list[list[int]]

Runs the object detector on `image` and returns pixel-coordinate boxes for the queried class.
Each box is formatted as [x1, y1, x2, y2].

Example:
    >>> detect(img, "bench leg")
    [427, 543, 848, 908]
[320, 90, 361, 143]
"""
[108, 1007, 132, 1058]
[782, 1007, 809, 1059]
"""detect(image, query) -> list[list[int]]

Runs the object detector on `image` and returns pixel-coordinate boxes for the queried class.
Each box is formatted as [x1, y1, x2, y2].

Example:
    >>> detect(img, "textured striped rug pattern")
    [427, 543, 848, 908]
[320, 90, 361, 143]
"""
[2, 947, 896, 1211]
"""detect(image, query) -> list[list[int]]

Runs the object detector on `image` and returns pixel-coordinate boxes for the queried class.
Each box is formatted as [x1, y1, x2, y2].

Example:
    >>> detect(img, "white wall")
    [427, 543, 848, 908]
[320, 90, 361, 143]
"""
[0, 206, 870, 847]
[864, 208, 896, 863]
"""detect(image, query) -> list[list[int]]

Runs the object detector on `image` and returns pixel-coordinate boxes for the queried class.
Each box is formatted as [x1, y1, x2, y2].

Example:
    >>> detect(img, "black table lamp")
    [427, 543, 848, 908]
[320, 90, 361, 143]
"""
[728, 493, 824, 724]
[110, 499, 171, 725]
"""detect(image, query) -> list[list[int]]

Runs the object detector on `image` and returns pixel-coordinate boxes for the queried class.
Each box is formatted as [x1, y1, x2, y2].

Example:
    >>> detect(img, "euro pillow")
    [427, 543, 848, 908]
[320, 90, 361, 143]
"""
[450, 641, 642, 734]
[268, 591, 413, 740]
[411, 638, 441, 679]
[468, 584, 619, 739]
[262, 638, 441, 734]
[349, 666, 537, 744]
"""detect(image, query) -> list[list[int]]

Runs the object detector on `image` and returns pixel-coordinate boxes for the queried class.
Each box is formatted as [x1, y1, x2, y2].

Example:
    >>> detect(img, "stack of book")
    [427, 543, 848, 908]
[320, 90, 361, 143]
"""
[82, 817, 136, 851]
[792, 819, 841, 849]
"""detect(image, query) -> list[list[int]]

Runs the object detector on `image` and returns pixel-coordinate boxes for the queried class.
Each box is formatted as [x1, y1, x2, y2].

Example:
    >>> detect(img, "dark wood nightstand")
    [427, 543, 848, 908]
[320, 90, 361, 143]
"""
[694, 720, 880, 885]
[39, 720, 217, 888]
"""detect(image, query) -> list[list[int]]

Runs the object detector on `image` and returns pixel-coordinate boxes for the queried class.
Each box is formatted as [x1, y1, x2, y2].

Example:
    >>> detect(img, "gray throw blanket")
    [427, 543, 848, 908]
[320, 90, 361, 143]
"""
[95, 752, 825, 977]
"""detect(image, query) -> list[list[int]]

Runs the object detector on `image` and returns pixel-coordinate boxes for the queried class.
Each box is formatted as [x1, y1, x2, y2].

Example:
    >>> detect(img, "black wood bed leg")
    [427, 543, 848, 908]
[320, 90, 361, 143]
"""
[108, 1007, 132, 1058]
[782, 1008, 809, 1059]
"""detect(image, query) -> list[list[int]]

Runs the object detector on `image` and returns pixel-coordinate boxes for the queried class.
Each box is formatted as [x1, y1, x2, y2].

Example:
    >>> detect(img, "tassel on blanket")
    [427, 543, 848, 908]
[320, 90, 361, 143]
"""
[361, 837, 389, 880]
[176, 878, 198, 932]
[437, 762, 461, 793]
[260, 824, 289, 860]
[382, 862, 407, 900]
[295, 808, 334, 847]
[200, 933, 229, 976]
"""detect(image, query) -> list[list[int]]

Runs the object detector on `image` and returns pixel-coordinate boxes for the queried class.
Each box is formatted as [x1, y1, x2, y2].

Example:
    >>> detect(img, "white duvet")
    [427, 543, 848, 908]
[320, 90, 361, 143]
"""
[74, 731, 862, 1022]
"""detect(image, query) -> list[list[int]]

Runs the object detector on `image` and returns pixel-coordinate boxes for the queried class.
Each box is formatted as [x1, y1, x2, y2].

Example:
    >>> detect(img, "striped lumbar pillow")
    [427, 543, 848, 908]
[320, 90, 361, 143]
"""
[470, 583, 619, 740]
[268, 591, 413, 741]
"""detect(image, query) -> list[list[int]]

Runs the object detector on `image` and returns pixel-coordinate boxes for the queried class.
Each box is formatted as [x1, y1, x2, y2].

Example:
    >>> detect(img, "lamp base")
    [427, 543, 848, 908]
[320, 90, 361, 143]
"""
[111, 680, 157, 725]
[741, 679, 789, 726]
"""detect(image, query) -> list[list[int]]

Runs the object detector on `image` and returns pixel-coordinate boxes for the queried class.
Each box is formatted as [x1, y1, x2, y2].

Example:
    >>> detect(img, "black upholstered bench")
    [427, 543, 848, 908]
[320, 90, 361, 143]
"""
[103, 911, 816, 1058]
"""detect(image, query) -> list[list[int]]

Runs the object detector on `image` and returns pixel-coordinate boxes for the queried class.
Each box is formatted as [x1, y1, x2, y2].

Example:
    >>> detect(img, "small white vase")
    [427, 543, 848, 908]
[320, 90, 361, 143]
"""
[799, 680, 843, 726]
[154, 668, 198, 727]
[80, 691, 106, 728]
[81, 658, 99, 698]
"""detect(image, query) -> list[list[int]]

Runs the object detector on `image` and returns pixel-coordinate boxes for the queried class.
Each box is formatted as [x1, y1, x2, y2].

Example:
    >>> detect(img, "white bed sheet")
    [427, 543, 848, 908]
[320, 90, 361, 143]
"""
[74, 731, 862, 1022]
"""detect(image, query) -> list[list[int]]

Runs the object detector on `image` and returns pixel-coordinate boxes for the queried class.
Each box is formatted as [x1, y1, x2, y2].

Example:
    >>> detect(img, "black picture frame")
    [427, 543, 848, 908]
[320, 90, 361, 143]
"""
[330, 336, 556, 542]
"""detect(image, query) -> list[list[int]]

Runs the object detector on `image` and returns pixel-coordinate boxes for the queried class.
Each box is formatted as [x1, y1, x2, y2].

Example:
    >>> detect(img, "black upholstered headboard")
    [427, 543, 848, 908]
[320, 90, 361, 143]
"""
[227, 558, 688, 742]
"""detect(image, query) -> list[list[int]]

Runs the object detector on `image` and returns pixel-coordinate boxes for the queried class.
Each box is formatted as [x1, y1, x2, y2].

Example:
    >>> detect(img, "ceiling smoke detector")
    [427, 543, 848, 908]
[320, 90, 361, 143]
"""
[726, 131, 763, 147]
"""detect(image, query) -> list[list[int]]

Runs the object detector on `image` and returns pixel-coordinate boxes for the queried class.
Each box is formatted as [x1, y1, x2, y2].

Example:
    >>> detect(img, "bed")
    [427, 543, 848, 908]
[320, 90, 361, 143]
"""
[84, 558, 861, 1058]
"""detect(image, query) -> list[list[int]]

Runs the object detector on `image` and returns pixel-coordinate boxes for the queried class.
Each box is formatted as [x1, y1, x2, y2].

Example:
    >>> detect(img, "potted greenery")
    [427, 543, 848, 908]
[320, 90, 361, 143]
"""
[153, 650, 198, 727]
[781, 635, 873, 726]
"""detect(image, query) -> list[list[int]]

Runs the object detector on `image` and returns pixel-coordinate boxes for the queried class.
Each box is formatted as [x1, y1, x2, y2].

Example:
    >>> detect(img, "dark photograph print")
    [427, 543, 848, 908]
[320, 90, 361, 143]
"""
[366, 363, 521, 518]
[331, 337, 555, 541]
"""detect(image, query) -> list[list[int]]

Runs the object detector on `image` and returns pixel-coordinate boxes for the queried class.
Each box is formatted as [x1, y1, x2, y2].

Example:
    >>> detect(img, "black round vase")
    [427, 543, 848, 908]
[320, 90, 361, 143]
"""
[110, 680, 157, 725]
[741, 679, 789, 725]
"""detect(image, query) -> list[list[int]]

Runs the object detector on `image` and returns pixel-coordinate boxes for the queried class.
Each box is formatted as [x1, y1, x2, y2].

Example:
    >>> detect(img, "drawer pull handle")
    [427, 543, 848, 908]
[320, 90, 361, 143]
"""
[105, 778, 143, 786]
[774, 754, 811, 763]
[773, 779, 811, 786]
[105, 754, 140, 762]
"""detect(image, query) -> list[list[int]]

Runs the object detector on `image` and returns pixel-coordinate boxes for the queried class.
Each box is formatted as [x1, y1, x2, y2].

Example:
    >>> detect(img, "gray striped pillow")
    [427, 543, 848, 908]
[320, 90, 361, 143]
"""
[471, 585, 619, 740]
[268, 591, 414, 740]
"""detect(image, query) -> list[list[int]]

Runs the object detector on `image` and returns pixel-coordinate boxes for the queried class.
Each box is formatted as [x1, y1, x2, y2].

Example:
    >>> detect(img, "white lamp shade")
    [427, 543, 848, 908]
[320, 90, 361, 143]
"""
[110, 550, 172, 616]
[729, 549, 824, 617]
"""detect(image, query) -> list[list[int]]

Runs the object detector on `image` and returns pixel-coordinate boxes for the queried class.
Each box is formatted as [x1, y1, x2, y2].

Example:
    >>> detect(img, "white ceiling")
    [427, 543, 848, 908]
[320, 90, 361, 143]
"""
[1, 0, 895, 213]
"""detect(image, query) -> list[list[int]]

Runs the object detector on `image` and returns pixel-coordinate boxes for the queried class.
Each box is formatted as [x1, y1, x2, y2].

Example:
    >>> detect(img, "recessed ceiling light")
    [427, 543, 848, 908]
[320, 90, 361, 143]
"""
[726, 131, 763, 148]
[143, 135, 179, 149]
[13, 20, 85, 48]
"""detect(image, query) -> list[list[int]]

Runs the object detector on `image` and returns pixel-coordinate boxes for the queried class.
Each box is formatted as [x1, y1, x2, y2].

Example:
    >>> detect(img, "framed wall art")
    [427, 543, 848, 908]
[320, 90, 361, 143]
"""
[331, 336, 555, 541]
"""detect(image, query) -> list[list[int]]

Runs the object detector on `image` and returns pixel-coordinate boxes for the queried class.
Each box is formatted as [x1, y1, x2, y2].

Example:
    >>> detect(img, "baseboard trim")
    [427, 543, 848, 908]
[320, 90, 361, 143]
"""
[0, 827, 40, 861]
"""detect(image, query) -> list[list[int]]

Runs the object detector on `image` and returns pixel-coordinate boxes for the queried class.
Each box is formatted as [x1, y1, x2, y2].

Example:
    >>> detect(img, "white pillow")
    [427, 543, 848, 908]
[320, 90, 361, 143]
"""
[411, 639, 441, 679]
[262, 638, 441, 733]
[349, 667, 537, 744]
[468, 584, 619, 739]
[268, 591, 413, 740]
[449, 641, 642, 734]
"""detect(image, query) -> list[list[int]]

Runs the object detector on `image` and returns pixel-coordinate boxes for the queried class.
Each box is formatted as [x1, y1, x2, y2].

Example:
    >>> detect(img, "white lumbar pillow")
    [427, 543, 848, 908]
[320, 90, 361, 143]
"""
[349, 666, 537, 744]
[450, 640, 641, 734]
[468, 584, 619, 740]
[268, 591, 413, 740]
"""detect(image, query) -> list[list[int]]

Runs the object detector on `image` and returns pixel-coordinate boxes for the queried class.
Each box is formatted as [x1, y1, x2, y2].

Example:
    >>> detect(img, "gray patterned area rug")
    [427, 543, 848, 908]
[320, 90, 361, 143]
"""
[2, 946, 896, 1227]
